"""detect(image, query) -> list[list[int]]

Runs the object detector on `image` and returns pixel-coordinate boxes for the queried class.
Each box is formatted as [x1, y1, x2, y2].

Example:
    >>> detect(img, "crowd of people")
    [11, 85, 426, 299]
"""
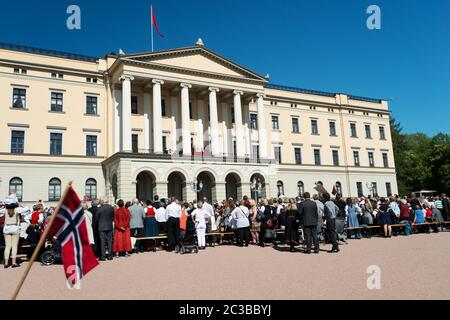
[1, 191, 449, 268]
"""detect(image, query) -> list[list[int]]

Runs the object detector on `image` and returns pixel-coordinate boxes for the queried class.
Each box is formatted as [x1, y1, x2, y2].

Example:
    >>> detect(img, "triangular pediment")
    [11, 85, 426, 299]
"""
[125, 46, 265, 81]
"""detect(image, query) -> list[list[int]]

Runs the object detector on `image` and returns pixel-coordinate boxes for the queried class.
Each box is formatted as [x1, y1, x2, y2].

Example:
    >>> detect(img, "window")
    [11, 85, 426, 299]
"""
[297, 181, 305, 197]
[277, 181, 284, 197]
[291, 118, 299, 133]
[332, 150, 340, 166]
[274, 146, 282, 163]
[231, 107, 235, 123]
[250, 113, 257, 130]
[311, 119, 318, 135]
[372, 182, 378, 197]
[294, 147, 302, 164]
[386, 183, 392, 197]
[132, 134, 139, 153]
[353, 151, 360, 166]
[365, 125, 372, 139]
[335, 182, 342, 196]
[356, 182, 363, 197]
[86, 96, 98, 115]
[252, 145, 260, 161]
[329, 121, 336, 136]
[162, 136, 168, 154]
[131, 96, 138, 114]
[50, 92, 63, 112]
[314, 149, 321, 165]
[161, 99, 166, 117]
[350, 123, 357, 137]
[379, 126, 386, 140]
[48, 178, 61, 201]
[14, 68, 20, 74]
[12, 88, 26, 109]
[382, 153, 389, 168]
[368, 152, 375, 167]
[86, 135, 97, 157]
[50, 132, 62, 155]
[11, 130, 24, 154]
[189, 102, 193, 120]
[85, 179, 97, 201]
[271, 116, 279, 130]
[9, 177, 23, 202]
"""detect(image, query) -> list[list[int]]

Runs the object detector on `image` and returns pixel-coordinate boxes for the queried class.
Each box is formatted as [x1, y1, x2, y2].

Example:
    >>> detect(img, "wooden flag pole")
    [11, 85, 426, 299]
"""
[10, 181, 74, 300]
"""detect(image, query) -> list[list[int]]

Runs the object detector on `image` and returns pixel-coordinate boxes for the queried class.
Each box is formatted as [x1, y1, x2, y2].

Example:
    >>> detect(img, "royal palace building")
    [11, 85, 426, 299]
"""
[0, 39, 398, 205]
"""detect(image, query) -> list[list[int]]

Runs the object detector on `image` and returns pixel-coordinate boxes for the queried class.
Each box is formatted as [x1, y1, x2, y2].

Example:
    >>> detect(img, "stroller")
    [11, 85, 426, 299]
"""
[175, 219, 199, 255]
[40, 238, 62, 266]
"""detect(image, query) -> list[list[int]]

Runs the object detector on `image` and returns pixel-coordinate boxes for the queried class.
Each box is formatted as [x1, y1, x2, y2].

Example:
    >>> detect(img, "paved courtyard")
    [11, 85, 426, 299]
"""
[1, 232, 450, 300]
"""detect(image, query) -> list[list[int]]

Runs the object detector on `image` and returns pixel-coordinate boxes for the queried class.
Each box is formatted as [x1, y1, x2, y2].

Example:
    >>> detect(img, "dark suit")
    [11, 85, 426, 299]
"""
[442, 198, 450, 221]
[89, 205, 100, 256]
[95, 204, 114, 259]
[299, 199, 319, 252]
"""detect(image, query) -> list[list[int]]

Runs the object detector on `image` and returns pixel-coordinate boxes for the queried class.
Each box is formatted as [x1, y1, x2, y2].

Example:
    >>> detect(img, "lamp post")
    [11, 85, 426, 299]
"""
[250, 178, 262, 203]
[192, 177, 203, 199]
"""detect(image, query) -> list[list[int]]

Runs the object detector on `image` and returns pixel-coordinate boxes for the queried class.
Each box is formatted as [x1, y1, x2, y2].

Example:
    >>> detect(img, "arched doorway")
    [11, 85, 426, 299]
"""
[196, 171, 216, 202]
[250, 173, 266, 201]
[136, 171, 156, 202]
[167, 171, 186, 201]
[225, 172, 241, 201]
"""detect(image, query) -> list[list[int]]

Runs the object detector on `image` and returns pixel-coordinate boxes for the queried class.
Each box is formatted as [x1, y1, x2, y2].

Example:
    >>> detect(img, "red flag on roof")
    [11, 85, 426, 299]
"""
[151, 5, 164, 37]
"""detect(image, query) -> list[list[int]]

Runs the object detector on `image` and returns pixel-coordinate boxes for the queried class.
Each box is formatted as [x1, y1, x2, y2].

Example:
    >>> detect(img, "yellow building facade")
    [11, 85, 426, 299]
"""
[0, 40, 397, 205]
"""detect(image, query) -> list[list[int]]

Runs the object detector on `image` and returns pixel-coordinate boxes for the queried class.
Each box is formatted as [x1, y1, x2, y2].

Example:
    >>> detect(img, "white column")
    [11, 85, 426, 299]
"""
[256, 93, 268, 159]
[233, 90, 245, 158]
[244, 104, 251, 157]
[197, 98, 205, 151]
[120, 75, 134, 152]
[143, 92, 151, 153]
[221, 102, 229, 157]
[113, 88, 122, 153]
[209, 87, 220, 157]
[152, 79, 164, 153]
[170, 95, 178, 153]
[181, 83, 192, 156]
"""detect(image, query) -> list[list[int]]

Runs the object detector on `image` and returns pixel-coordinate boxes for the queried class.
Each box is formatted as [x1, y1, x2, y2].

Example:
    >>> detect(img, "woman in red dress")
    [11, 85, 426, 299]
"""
[113, 199, 132, 257]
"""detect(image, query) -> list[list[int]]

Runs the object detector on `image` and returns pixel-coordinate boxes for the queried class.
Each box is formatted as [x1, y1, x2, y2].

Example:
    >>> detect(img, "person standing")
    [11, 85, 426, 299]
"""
[89, 199, 101, 257]
[2, 195, 21, 268]
[129, 199, 145, 253]
[95, 199, 115, 261]
[113, 200, 132, 257]
[155, 200, 167, 235]
[83, 202, 95, 252]
[202, 197, 216, 246]
[166, 197, 181, 251]
[440, 194, 449, 222]
[231, 200, 250, 247]
[284, 199, 299, 252]
[378, 198, 392, 238]
[191, 201, 208, 250]
[298, 192, 319, 254]
[345, 198, 362, 239]
[323, 193, 340, 253]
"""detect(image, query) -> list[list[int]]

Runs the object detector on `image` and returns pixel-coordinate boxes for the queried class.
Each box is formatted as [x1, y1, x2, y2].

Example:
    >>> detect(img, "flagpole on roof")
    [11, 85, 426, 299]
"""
[151, 5, 154, 52]
[10, 181, 74, 300]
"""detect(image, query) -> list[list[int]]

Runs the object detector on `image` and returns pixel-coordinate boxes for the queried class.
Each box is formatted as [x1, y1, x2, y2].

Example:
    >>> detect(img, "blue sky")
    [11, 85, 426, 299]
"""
[0, 0, 449, 136]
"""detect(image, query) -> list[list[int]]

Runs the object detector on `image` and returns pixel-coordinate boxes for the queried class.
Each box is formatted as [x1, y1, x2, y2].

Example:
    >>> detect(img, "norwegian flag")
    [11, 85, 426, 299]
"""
[48, 187, 98, 287]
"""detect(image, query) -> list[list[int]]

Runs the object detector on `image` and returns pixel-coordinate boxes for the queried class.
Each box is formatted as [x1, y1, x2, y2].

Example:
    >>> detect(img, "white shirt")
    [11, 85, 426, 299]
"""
[203, 202, 217, 231]
[231, 205, 250, 229]
[166, 202, 181, 219]
[191, 208, 208, 229]
[155, 207, 167, 222]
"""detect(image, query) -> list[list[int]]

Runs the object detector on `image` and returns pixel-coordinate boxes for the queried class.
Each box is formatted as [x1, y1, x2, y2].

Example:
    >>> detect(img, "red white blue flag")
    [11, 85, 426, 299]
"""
[48, 187, 98, 287]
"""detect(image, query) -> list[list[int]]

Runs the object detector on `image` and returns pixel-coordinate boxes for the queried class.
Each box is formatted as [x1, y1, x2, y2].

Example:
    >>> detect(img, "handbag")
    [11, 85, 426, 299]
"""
[264, 229, 276, 239]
